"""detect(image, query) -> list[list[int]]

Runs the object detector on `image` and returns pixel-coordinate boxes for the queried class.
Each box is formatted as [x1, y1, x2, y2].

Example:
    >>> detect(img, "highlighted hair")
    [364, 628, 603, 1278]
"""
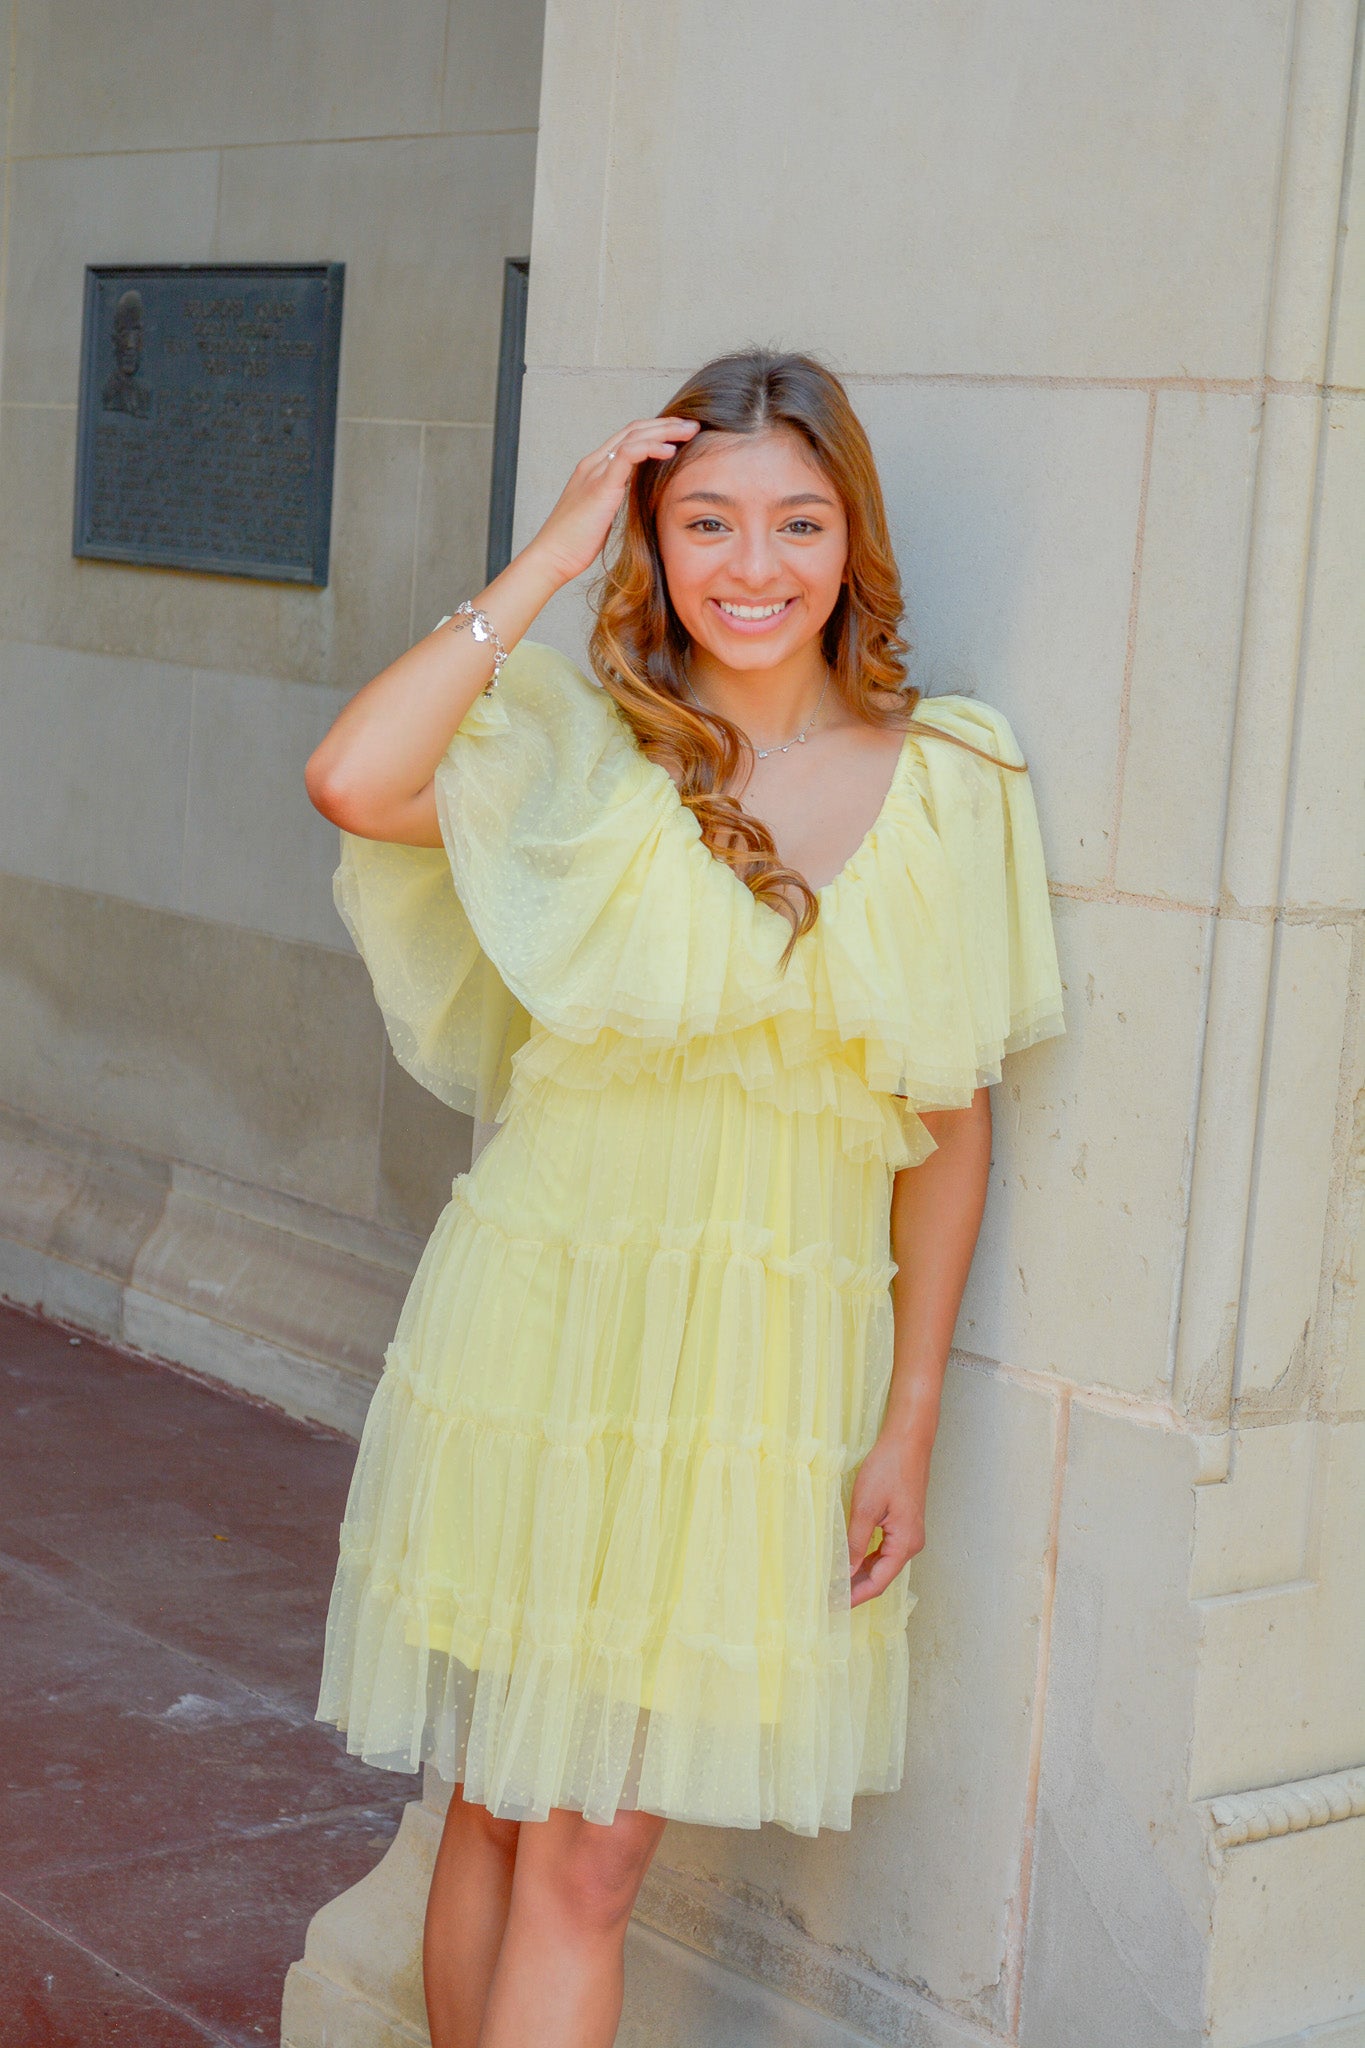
[588, 348, 1022, 966]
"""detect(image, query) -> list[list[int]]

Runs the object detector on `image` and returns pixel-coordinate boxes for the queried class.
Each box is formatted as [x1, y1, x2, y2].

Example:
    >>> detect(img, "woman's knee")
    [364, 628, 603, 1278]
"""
[520, 1807, 668, 1930]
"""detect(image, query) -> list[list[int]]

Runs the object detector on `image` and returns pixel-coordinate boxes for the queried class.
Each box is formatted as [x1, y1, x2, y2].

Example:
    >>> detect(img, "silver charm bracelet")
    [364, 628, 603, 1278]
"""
[437, 600, 508, 692]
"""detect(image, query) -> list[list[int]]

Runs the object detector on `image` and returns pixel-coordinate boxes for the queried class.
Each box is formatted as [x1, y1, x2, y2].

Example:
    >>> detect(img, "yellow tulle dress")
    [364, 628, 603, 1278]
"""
[314, 639, 1066, 1836]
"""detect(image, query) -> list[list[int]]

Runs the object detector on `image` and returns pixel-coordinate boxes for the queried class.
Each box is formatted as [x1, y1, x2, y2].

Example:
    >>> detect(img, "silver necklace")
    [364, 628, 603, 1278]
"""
[683, 667, 831, 758]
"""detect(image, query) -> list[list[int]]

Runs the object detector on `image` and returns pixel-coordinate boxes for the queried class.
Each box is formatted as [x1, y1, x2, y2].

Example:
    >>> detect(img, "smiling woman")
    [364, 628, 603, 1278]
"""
[304, 348, 1067, 2048]
[587, 353, 955, 960]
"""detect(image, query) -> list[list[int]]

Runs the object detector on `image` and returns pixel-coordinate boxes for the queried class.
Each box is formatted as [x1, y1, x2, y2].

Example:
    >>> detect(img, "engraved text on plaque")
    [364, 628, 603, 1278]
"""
[73, 263, 345, 586]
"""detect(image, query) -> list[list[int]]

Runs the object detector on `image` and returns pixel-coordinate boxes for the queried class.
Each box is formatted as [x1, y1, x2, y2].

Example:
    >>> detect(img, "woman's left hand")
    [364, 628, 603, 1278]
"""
[846, 1426, 931, 1608]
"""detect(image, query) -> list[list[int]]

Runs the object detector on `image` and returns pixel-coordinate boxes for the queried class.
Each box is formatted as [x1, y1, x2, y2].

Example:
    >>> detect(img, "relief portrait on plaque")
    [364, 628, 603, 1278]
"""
[100, 288, 152, 419]
[73, 262, 344, 585]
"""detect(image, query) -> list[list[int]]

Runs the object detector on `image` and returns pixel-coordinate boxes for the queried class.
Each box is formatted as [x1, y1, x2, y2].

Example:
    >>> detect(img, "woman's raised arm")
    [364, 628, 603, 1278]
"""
[304, 416, 700, 846]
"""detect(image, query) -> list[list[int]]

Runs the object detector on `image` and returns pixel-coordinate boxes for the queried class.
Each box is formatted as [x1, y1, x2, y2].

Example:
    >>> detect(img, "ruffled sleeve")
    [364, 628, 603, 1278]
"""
[330, 638, 622, 1126]
[331, 637, 797, 1124]
[905, 694, 1067, 1086]
[799, 692, 1067, 1109]
[333, 830, 532, 1126]
[428, 643, 807, 1045]
[333, 642, 1065, 1126]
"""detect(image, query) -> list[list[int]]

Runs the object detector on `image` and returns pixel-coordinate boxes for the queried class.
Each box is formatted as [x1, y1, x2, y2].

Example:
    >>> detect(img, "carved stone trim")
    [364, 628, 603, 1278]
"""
[1170, 0, 1361, 1433]
[1202, 1765, 1365, 1849]
[0, 1101, 423, 1438]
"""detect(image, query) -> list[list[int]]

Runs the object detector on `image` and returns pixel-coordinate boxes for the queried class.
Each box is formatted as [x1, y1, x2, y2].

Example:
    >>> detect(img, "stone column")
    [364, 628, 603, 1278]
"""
[283, 2, 1365, 2043]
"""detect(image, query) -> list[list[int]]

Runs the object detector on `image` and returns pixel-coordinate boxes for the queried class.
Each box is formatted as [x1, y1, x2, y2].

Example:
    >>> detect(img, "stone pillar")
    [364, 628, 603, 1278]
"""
[283, 2, 1365, 2043]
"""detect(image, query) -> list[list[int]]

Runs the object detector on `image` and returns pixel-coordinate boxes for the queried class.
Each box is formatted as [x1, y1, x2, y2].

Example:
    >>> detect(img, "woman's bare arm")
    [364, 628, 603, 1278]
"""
[847, 1087, 993, 1606]
[304, 545, 564, 845]
[304, 415, 701, 846]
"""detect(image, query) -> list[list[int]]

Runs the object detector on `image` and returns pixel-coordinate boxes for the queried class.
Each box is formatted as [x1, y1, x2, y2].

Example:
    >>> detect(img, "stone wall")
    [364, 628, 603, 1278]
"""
[1, 3, 1361, 2045]
[503, 2, 1364, 2043]
[0, 0, 546, 1424]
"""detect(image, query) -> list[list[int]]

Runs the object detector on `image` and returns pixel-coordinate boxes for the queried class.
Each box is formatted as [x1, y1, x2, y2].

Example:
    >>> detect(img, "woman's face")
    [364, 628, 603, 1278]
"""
[655, 426, 849, 673]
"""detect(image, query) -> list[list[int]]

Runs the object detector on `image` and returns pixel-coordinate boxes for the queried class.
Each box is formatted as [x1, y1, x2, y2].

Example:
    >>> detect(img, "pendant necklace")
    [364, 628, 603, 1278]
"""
[682, 667, 831, 758]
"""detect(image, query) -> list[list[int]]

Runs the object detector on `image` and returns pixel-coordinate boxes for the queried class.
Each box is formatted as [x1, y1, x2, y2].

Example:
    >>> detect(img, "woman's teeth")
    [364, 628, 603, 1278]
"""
[716, 600, 790, 620]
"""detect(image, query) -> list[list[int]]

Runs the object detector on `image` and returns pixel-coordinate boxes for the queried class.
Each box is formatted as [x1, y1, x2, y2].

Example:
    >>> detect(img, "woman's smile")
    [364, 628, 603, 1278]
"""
[709, 595, 799, 632]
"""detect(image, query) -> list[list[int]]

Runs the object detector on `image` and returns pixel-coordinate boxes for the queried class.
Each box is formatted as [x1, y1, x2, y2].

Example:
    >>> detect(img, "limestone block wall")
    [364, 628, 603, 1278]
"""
[0, 0, 546, 1416]
[504, 2, 1365, 2043]
[2, 3, 1361, 2044]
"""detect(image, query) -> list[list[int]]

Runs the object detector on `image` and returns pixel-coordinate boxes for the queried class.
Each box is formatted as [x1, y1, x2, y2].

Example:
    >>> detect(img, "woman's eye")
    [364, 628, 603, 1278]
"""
[687, 517, 727, 534]
[784, 519, 821, 536]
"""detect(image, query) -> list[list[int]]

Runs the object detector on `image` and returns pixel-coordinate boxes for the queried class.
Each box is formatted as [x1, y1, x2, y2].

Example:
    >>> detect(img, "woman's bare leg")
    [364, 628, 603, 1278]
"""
[423, 1782, 521, 2048]
[476, 1804, 669, 2048]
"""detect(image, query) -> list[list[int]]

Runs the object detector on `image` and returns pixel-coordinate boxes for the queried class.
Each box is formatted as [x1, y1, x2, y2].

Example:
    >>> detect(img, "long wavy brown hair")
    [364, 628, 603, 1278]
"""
[588, 348, 1025, 966]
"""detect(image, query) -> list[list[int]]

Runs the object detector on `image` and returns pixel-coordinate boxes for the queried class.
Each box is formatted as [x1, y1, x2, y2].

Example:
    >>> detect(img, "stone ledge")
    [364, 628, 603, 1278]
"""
[282, 1965, 430, 2048]
[1202, 1765, 1365, 1850]
[633, 1860, 1002, 2048]
[615, 1921, 896, 2048]
[0, 1101, 423, 1437]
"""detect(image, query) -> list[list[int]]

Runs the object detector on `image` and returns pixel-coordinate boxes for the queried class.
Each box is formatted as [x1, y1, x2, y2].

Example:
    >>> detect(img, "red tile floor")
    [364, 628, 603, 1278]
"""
[0, 1301, 415, 2047]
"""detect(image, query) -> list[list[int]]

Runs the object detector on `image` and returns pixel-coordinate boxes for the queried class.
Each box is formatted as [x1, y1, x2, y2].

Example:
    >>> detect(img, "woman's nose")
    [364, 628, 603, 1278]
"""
[729, 529, 781, 589]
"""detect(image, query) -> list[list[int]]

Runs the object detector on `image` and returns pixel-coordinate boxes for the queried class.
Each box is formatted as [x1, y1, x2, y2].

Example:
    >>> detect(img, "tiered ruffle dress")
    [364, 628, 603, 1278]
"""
[315, 639, 1066, 1837]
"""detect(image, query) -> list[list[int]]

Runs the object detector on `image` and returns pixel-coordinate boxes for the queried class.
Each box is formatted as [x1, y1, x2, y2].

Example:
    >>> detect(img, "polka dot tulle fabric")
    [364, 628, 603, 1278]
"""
[315, 641, 1065, 1836]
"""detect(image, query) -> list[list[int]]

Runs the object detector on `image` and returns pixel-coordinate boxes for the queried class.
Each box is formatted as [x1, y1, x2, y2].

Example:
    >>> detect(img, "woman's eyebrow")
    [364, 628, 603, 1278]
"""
[676, 489, 838, 509]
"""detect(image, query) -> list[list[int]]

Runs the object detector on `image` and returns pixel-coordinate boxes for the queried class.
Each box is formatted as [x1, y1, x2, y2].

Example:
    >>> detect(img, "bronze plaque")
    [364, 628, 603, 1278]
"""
[73, 263, 344, 586]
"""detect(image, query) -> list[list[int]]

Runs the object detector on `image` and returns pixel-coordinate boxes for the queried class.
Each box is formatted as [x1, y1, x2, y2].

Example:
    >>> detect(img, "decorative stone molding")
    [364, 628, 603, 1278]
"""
[0, 1102, 422, 1437]
[1202, 1766, 1365, 1849]
[1171, 0, 1362, 1433]
[282, 1793, 437, 2048]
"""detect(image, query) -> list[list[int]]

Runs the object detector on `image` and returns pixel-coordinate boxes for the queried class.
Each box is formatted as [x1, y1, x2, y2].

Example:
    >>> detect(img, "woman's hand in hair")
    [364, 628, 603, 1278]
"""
[528, 417, 701, 585]
[304, 416, 699, 845]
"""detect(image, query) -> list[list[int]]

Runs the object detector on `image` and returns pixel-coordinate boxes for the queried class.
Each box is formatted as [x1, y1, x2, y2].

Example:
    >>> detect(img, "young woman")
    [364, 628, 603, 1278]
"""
[307, 350, 1066, 2048]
